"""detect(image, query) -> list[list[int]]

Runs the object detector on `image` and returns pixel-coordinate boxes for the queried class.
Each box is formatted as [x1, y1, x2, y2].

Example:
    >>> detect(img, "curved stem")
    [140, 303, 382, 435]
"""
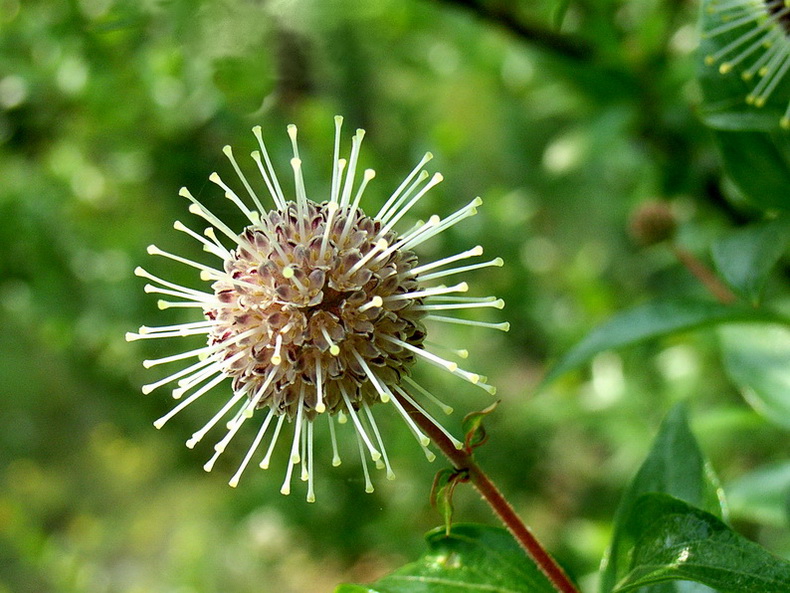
[671, 245, 737, 305]
[396, 393, 580, 593]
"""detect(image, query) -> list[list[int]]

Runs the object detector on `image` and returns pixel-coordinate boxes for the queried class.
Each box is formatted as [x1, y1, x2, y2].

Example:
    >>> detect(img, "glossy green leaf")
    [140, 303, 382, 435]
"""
[613, 494, 790, 593]
[710, 130, 790, 212]
[461, 402, 498, 451]
[719, 323, 790, 428]
[600, 404, 724, 593]
[335, 524, 557, 593]
[431, 468, 467, 536]
[711, 217, 790, 304]
[542, 300, 781, 386]
[726, 461, 790, 527]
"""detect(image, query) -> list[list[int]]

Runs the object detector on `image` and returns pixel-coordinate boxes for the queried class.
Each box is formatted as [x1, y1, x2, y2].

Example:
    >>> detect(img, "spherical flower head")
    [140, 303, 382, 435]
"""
[127, 117, 508, 501]
[702, 0, 790, 129]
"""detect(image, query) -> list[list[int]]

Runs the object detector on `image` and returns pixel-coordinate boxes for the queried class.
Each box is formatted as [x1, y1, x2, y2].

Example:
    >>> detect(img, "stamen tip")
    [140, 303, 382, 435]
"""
[228, 477, 239, 488]
[419, 436, 431, 447]
[472, 245, 484, 256]
[329, 345, 340, 356]
[208, 172, 221, 183]
[306, 494, 316, 503]
[334, 115, 343, 125]
[493, 257, 504, 267]
[153, 418, 166, 429]
[141, 385, 155, 395]
[371, 451, 382, 462]
[332, 457, 342, 467]
[186, 437, 199, 449]
[124, 332, 138, 342]
[282, 265, 295, 279]
[146, 244, 160, 255]
[315, 403, 327, 413]
[291, 453, 300, 464]
[365, 485, 374, 494]
[386, 470, 396, 481]
[375, 459, 385, 470]
[203, 459, 215, 472]
[280, 485, 291, 495]
[425, 451, 436, 462]
[221, 145, 233, 157]
[290, 157, 301, 170]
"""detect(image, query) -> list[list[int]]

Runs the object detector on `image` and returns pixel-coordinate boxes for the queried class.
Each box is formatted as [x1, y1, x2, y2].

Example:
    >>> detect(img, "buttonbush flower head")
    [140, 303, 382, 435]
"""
[127, 117, 508, 501]
[703, 0, 790, 128]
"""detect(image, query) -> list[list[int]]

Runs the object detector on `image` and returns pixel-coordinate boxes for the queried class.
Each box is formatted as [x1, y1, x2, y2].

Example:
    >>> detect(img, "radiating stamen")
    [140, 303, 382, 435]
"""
[339, 385, 382, 462]
[271, 333, 284, 365]
[378, 170, 430, 226]
[393, 385, 464, 450]
[300, 421, 309, 481]
[185, 385, 249, 449]
[339, 168, 376, 244]
[410, 246, 484, 277]
[173, 220, 230, 259]
[209, 172, 257, 224]
[355, 430, 375, 494]
[315, 361, 326, 413]
[229, 408, 276, 487]
[402, 197, 482, 249]
[143, 327, 258, 368]
[386, 391, 432, 447]
[134, 266, 208, 300]
[376, 152, 433, 221]
[319, 201, 339, 262]
[417, 257, 504, 282]
[330, 115, 344, 205]
[222, 144, 266, 214]
[352, 351, 392, 403]
[328, 413, 341, 466]
[153, 373, 227, 429]
[384, 282, 469, 303]
[141, 355, 216, 395]
[362, 403, 394, 479]
[358, 296, 383, 314]
[339, 129, 366, 207]
[306, 421, 316, 502]
[425, 315, 512, 332]
[414, 298, 505, 311]
[346, 239, 388, 277]
[377, 173, 444, 238]
[403, 375, 454, 415]
[251, 125, 287, 209]
[260, 414, 286, 469]
[321, 327, 341, 356]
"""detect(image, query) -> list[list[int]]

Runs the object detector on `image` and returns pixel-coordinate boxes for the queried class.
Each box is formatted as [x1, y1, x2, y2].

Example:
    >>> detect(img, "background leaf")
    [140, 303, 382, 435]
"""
[726, 461, 790, 528]
[542, 300, 782, 386]
[613, 494, 790, 593]
[711, 217, 790, 304]
[600, 404, 724, 593]
[719, 323, 790, 428]
[335, 524, 557, 593]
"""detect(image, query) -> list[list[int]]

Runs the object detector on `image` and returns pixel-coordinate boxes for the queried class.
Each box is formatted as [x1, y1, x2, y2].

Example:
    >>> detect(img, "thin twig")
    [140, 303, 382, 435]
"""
[397, 393, 581, 593]
[671, 245, 738, 305]
[430, 0, 594, 63]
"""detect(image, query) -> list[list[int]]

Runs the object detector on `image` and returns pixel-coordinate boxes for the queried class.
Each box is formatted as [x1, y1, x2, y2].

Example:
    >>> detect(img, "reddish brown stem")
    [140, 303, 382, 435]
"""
[671, 245, 737, 305]
[398, 394, 580, 593]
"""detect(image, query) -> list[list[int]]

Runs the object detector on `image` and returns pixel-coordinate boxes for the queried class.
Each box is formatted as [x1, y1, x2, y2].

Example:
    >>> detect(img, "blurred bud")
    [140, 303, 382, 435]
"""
[629, 202, 677, 247]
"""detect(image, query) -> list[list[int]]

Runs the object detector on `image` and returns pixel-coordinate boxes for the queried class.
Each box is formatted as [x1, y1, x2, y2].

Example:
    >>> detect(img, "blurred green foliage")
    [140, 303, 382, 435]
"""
[0, 0, 788, 592]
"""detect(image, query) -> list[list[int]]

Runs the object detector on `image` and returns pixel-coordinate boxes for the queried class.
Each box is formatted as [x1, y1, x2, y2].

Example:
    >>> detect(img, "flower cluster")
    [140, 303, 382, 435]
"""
[127, 118, 507, 501]
[703, 0, 790, 128]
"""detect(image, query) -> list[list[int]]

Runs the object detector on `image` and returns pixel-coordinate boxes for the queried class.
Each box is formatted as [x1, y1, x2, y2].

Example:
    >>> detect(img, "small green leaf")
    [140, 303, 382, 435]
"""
[719, 323, 790, 428]
[461, 402, 499, 451]
[335, 524, 557, 593]
[711, 217, 790, 304]
[600, 404, 725, 593]
[542, 300, 782, 386]
[431, 468, 468, 536]
[613, 494, 790, 593]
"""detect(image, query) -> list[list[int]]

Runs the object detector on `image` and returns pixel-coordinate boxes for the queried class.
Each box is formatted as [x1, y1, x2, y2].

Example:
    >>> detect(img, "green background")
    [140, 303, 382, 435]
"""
[0, 1, 787, 592]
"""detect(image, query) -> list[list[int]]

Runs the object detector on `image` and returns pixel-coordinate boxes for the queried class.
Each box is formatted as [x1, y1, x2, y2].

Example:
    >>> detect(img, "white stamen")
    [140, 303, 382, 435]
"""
[410, 246, 484, 277]
[339, 385, 381, 462]
[376, 152, 433, 221]
[339, 129, 366, 208]
[377, 173, 443, 238]
[358, 295, 383, 313]
[229, 408, 276, 487]
[363, 403, 395, 480]
[347, 239, 388, 277]
[417, 257, 504, 282]
[352, 351, 391, 403]
[403, 375, 454, 415]
[425, 315, 511, 332]
[414, 298, 505, 311]
[222, 144, 265, 214]
[378, 170, 430, 226]
[315, 362, 326, 413]
[141, 355, 216, 395]
[387, 390, 432, 446]
[384, 282, 468, 303]
[306, 421, 316, 502]
[260, 414, 286, 469]
[321, 327, 341, 356]
[173, 220, 230, 259]
[328, 413, 341, 466]
[330, 115, 343, 205]
[209, 172, 257, 224]
[355, 430, 374, 494]
[271, 333, 283, 365]
[153, 373, 226, 429]
[185, 386, 248, 449]
[393, 385, 464, 450]
[251, 125, 287, 209]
